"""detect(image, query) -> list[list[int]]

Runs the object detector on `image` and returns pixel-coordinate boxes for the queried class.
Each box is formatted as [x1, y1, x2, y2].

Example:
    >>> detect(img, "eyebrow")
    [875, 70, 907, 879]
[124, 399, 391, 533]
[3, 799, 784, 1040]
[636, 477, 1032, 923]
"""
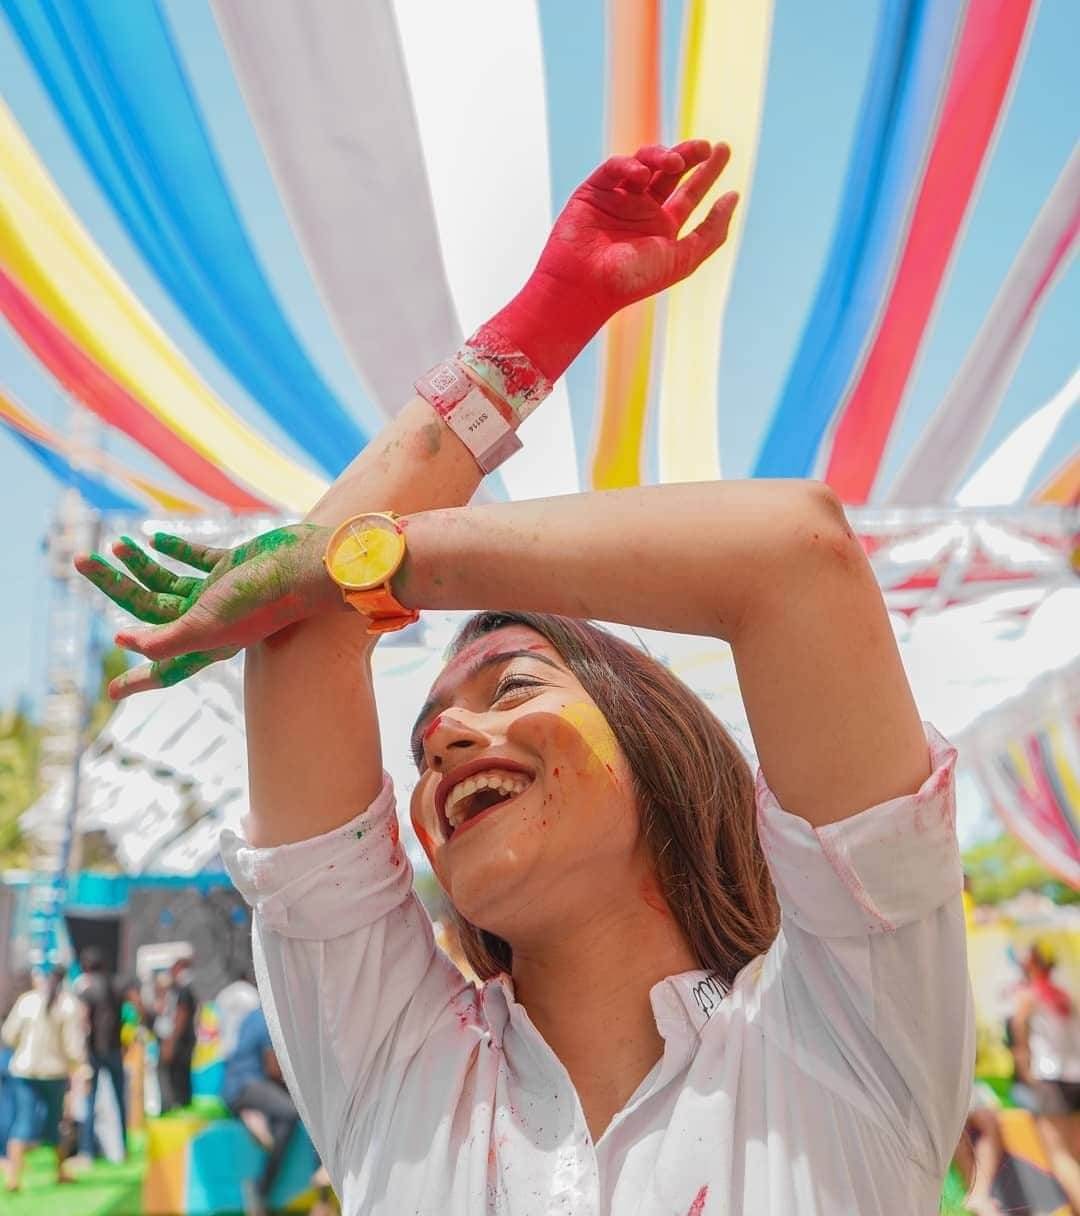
[409, 649, 564, 756]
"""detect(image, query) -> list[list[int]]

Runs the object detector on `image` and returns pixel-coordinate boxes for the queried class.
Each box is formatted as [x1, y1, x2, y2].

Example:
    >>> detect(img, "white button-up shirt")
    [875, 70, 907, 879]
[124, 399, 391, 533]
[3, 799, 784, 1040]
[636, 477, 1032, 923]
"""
[222, 726, 973, 1215]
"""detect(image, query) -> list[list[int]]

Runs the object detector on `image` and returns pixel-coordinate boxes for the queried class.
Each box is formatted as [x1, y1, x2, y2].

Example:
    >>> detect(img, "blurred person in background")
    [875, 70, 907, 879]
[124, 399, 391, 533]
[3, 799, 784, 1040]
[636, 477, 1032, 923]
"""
[215, 964, 260, 1061]
[1, 965, 84, 1190]
[951, 1081, 1006, 1216]
[1011, 944, 1080, 1211]
[223, 1004, 299, 1216]
[154, 956, 198, 1113]
[73, 946, 126, 1162]
[0, 973, 33, 1170]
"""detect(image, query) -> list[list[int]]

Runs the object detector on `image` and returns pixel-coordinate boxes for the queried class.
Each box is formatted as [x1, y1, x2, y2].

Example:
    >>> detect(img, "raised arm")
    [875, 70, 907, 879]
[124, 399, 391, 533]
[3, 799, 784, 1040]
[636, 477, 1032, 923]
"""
[391, 479, 928, 828]
[77, 142, 739, 846]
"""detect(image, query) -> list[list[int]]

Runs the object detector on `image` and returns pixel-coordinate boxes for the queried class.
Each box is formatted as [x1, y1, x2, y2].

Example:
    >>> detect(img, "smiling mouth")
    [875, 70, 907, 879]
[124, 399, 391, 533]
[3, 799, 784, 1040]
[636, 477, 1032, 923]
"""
[444, 771, 533, 838]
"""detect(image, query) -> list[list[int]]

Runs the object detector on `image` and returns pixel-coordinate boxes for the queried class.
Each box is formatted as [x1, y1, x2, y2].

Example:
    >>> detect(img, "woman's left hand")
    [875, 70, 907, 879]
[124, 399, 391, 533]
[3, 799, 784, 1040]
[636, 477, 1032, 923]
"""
[75, 524, 337, 699]
[492, 140, 738, 380]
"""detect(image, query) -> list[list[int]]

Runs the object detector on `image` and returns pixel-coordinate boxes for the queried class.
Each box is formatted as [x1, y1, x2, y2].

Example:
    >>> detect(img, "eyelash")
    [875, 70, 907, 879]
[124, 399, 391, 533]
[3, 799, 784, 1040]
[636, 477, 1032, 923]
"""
[411, 675, 545, 769]
[493, 673, 543, 701]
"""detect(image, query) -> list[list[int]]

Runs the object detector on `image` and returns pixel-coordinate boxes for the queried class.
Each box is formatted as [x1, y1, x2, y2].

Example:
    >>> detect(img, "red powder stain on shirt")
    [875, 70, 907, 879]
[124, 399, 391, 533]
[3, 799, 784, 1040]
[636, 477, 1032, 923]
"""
[686, 1185, 709, 1216]
[389, 818, 400, 847]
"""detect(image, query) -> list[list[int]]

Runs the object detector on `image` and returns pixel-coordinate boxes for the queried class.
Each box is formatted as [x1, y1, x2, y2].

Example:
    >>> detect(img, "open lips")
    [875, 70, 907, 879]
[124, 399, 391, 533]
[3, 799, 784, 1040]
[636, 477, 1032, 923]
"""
[437, 760, 535, 837]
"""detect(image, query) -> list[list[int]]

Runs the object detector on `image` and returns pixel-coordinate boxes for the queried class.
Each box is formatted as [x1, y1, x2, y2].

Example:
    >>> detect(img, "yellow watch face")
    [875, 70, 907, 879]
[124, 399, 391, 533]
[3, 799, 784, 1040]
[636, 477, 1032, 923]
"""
[326, 515, 405, 590]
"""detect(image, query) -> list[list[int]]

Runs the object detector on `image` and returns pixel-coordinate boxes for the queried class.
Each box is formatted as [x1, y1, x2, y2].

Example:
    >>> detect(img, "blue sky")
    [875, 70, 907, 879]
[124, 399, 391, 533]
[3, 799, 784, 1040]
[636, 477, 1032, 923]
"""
[0, 0, 1076, 709]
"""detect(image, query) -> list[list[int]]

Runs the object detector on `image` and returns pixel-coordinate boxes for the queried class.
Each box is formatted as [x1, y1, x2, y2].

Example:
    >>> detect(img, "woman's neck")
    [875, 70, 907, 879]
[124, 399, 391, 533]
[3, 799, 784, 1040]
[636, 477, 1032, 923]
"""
[509, 882, 699, 1141]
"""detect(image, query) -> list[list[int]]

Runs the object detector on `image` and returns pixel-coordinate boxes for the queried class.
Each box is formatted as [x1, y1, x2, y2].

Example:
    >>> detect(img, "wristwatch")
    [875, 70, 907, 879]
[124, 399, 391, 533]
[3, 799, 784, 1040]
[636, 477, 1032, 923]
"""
[323, 512, 419, 635]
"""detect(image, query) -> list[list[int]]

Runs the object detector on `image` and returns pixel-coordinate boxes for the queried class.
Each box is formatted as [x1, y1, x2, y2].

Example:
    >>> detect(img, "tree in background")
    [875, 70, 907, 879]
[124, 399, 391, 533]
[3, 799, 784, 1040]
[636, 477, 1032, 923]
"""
[0, 646, 127, 869]
[964, 832, 1080, 907]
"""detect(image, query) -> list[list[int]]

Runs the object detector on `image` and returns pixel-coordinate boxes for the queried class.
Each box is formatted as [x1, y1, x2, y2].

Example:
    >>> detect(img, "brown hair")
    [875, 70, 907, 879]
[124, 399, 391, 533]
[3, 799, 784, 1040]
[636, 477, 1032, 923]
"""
[443, 612, 779, 988]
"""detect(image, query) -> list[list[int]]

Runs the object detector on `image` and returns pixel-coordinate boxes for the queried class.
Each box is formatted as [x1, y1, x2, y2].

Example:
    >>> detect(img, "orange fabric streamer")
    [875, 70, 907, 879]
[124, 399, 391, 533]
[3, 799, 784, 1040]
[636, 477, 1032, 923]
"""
[0, 388, 205, 513]
[590, 0, 660, 490]
[1036, 453, 1079, 506]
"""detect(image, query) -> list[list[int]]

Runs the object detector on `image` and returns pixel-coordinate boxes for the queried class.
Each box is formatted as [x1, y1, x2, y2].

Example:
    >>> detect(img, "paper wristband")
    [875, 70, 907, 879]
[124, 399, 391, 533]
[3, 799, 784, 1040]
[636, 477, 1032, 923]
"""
[415, 361, 522, 473]
[456, 323, 552, 423]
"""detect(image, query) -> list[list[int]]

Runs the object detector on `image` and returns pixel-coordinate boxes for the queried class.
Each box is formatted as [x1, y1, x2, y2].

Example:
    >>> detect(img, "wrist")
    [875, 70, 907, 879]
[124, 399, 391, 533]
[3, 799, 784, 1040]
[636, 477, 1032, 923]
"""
[486, 272, 607, 383]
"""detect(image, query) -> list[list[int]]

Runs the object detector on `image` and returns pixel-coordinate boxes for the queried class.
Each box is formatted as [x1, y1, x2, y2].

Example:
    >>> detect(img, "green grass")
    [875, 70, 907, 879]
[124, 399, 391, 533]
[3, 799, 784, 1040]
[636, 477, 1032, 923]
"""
[3, 1134, 146, 1216]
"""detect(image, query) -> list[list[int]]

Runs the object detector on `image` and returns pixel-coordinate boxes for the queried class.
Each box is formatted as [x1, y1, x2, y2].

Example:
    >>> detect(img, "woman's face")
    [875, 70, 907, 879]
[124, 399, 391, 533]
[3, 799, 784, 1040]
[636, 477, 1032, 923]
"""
[409, 625, 641, 946]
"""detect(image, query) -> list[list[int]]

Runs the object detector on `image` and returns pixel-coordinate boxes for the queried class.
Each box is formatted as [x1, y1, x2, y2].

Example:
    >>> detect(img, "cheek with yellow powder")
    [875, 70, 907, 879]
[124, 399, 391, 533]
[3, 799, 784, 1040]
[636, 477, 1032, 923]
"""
[557, 701, 620, 773]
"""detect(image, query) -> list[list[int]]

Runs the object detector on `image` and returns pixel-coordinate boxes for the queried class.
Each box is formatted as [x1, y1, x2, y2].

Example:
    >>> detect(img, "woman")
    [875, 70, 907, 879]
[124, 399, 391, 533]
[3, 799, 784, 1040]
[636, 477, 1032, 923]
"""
[1, 965, 84, 1190]
[79, 142, 974, 1214]
[1011, 945, 1080, 1210]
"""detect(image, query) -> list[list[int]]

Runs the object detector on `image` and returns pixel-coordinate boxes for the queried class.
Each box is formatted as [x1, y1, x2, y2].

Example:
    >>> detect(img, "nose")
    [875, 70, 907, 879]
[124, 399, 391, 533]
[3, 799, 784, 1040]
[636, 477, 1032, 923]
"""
[424, 711, 491, 769]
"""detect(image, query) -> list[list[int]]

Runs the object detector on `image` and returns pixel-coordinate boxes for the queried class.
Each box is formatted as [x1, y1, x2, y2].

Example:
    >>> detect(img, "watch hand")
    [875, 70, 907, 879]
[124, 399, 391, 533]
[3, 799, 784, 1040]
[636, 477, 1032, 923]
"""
[347, 521, 369, 559]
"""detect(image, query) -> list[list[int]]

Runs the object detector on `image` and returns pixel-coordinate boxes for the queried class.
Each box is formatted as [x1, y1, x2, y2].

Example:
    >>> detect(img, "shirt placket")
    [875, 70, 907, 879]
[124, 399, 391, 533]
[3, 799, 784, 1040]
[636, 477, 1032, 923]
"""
[548, 1126, 599, 1215]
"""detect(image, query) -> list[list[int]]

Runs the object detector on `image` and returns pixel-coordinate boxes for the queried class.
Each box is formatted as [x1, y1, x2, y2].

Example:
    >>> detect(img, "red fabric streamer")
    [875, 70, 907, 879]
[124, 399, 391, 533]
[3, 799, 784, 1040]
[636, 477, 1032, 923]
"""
[0, 265, 267, 511]
[824, 0, 1035, 503]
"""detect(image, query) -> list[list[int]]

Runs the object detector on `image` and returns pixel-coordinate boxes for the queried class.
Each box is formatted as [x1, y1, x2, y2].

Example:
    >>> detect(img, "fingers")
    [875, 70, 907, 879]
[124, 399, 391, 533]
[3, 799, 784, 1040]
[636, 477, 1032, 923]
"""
[150, 532, 227, 574]
[74, 553, 187, 624]
[585, 154, 652, 193]
[108, 647, 237, 701]
[647, 139, 712, 204]
[665, 142, 732, 227]
[671, 192, 739, 280]
[114, 602, 231, 662]
[112, 536, 201, 599]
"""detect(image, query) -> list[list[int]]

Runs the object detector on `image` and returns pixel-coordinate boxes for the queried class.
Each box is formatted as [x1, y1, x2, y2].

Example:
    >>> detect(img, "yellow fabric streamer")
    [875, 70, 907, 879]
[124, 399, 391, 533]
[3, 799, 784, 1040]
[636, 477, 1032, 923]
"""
[656, 0, 773, 483]
[0, 100, 327, 513]
[1048, 722, 1080, 817]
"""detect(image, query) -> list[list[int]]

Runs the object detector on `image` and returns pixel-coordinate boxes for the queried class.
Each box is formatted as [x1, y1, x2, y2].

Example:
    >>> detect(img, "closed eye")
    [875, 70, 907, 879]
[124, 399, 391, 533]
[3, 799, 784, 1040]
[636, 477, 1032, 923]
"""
[492, 674, 545, 703]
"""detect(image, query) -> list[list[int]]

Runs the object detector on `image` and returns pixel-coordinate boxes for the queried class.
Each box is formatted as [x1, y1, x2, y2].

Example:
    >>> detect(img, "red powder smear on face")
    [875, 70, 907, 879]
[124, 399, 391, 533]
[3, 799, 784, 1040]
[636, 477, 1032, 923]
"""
[421, 713, 444, 743]
[414, 822, 435, 861]
[640, 876, 669, 917]
[552, 767, 559, 777]
[687, 1185, 709, 1216]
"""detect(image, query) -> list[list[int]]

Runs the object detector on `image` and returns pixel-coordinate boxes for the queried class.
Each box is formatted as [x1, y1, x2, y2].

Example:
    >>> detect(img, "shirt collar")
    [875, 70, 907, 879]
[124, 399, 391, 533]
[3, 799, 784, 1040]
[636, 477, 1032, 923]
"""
[480, 967, 726, 1049]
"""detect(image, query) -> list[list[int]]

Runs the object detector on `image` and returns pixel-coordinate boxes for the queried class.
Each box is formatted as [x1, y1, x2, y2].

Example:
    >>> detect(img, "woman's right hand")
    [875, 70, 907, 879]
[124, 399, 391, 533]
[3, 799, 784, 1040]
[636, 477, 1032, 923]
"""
[74, 523, 339, 699]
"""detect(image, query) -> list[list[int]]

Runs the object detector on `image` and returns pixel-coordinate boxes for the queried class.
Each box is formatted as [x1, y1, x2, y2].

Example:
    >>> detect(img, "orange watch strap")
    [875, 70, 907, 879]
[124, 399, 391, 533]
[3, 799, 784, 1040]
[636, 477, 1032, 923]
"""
[343, 583, 419, 634]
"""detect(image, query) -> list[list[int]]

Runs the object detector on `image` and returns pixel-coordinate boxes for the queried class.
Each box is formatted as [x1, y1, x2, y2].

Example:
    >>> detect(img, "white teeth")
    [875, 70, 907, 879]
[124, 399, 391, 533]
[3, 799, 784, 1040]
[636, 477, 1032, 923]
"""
[444, 769, 531, 829]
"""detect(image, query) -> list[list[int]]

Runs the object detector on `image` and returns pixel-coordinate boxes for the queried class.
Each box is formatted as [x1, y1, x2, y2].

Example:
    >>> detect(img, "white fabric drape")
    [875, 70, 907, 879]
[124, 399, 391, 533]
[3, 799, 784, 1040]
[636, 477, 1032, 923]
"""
[954, 368, 1078, 506]
[210, 0, 462, 421]
[887, 146, 1080, 504]
[392, 0, 579, 497]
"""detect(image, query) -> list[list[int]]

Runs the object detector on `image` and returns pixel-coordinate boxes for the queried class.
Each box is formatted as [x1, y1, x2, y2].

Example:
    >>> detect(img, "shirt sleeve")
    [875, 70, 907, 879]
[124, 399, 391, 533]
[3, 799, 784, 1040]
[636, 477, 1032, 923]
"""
[751, 725, 975, 1177]
[220, 776, 472, 1183]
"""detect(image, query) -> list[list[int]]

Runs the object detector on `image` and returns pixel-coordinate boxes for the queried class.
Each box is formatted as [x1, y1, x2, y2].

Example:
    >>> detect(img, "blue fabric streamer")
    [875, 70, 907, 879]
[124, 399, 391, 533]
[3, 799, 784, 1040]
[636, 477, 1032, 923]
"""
[752, 0, 963, 478]
[5, 429, 143, 512]
[3, 0, 367, 476]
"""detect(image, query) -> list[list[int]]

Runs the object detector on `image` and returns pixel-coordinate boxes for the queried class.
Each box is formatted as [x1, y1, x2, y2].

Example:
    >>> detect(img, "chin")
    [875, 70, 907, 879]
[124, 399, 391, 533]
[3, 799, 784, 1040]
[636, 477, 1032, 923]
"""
[440, 833, 548, 937]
